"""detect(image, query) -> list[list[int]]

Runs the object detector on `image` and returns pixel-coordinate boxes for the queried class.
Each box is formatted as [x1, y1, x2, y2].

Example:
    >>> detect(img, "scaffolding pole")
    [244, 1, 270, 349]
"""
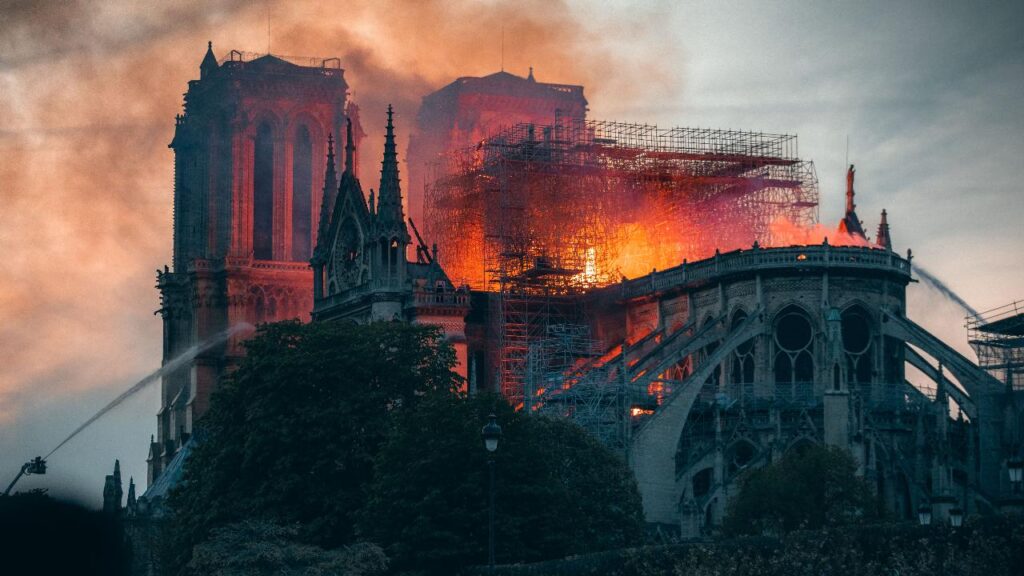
[425, 118, 820, 402]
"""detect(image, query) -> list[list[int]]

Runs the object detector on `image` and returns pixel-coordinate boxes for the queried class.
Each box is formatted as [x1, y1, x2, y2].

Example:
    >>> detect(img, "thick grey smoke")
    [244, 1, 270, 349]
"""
[913, 264, 979, 318]
[44, 323, 253, 459]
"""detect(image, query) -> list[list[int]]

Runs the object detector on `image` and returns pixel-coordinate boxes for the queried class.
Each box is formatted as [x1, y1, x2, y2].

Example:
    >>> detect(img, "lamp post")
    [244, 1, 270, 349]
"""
[949, 506, 964, 528]
[1008, 458, 1024, 493]
[917, 503, 932, 526]
[482, 414, 502, 573]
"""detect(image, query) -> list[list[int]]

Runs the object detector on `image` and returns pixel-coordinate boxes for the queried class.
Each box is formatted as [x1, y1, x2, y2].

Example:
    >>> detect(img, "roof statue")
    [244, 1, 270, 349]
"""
[839, 163, 867, 239]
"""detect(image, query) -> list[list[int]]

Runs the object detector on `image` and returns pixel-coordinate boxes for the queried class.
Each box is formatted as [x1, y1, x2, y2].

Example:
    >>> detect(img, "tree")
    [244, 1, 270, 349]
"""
[167, 320, 461, 570]
[0, 490, 130, 575]
[722, 444, 881, 536]
[186, 521, 388, 576]
[361, 392, 645, 574]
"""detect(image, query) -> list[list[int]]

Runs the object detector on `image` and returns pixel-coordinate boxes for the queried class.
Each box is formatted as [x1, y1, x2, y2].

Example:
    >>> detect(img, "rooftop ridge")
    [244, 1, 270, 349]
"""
[217, 50, 343, 69]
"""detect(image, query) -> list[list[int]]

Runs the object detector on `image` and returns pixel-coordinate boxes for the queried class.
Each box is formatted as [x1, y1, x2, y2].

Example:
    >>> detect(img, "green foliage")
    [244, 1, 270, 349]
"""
[362, 393, 645, 574]
[186, 520, 388, 576]
[167, 320, 461, 570]
[463, 517, 1024, 576]
[722, 444, 880, 536]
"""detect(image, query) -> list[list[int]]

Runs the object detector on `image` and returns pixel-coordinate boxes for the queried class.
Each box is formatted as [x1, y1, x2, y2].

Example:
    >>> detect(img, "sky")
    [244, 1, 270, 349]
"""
[1, 0, 1022, 506]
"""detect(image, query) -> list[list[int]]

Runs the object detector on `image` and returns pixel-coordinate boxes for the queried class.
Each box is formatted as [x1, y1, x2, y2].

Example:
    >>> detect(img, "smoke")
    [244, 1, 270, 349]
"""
[44, 323, 253, 459]
[767, 217, 874, 248]
[913, 263, 979, 318]
[0, 0, 683, 427]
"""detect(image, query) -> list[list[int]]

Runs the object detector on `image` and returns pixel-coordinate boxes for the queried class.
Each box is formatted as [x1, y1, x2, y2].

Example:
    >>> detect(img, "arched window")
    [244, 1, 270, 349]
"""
[250, 286, 267, 324]
[291, 125, 313, 261]
[774, 308, 814, 400]
[389, 237, 400, 274]
[253, 122, 275, 260]
[842, 307, 874, 392]
[692, 467, 713, 498]
[699, 317, 721, 395]
[730, 310, 755, 386]
[727, 441, 757, 476]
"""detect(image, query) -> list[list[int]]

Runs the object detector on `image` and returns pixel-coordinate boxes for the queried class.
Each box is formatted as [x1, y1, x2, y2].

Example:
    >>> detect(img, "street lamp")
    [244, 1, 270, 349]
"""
[1008, 458, 1024, 492]
[917, 503, 932, 526]
[949, 507, 964, 528]
[482, 414, 502, 573]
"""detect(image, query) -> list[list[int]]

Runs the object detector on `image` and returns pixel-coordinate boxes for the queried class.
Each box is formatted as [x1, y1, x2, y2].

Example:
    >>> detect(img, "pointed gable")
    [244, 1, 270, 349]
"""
[245, 53, 305, 74]
[321, 120, 372, 295]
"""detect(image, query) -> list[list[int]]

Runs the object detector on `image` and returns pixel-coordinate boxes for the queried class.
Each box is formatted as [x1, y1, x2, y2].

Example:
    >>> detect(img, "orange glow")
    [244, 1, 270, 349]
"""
[767, 217, 875, 249]
[647, 380, 667, 405]
[631, 407, 655, 417]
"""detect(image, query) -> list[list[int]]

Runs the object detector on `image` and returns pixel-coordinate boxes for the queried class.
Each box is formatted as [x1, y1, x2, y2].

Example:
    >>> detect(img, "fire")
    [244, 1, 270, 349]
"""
[647, 380, 668, 404]
[767, 217, 875, 249]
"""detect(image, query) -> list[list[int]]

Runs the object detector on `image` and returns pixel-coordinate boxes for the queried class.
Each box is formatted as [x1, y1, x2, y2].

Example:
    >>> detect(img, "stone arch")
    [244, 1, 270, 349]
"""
[841, 303, 876, 391]
[785, 435, 818, 455]
[725, 438, 759, 477]
[291, 124, 315, 261]
[253, 120, 277, 260]
[246, 108, 286, 259]
[630, 308, 763, 525]
[772, 304, 816, 400]
[249, 285, 268, 324]
[698, 315, 722, 390]
[389, 236, 401, 274]
[288, 112, 327, 253]
[691, 466, 714, 500]
[729, 308, 756, 390]
[839, 298, 879, 322]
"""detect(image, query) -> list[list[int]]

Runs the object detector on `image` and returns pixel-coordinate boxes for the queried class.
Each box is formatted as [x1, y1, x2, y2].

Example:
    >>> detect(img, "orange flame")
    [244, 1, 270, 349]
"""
[767, 217, 875, 249]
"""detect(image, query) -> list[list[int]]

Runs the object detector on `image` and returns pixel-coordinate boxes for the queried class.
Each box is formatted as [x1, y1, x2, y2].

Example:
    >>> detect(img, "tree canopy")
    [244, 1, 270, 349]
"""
[722, 444, 881, 536]
[167, 319, 644, 575]
[185, 521, 388, 576]
[361, 392, 645, 574]
[167, 320, 461, 567]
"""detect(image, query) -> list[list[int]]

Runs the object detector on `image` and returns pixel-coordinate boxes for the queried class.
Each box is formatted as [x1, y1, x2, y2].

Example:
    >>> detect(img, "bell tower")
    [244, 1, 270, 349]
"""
[151, 44, 361, 484]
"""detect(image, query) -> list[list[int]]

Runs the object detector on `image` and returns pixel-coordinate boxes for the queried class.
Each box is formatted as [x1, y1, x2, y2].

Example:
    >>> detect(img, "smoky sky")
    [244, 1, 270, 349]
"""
[1, 0, 1021, 505]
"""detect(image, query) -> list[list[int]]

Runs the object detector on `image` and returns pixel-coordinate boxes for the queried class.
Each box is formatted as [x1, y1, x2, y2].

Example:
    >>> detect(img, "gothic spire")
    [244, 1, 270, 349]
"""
[126, 477, 137, 508]
[314, 133, 338, 259]
[344, 118, 355, 174]
[875, 209, 892, 251]
[200, 41, 218, 79]
[327, 132, 336, 175]
[376, 105, 404, 227]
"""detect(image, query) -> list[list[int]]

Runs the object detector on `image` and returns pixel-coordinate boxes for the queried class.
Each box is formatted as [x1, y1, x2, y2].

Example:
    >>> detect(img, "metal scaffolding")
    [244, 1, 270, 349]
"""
[425, 118, 820, 403]
[526, 324, 633, 452]
[968, 300, 1024, 390]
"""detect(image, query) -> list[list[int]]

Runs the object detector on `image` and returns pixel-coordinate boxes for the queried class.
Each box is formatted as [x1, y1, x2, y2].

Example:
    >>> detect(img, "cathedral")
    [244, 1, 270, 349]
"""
[125, 44, 1024, 552]
[149, 43, 363, 484]
[310, 111, 470, 373]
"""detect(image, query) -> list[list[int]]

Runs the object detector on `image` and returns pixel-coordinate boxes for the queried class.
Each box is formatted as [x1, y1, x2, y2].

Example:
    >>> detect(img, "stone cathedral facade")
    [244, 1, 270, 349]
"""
[129, 44, 1023, 551]
[149, 44, 363, 484]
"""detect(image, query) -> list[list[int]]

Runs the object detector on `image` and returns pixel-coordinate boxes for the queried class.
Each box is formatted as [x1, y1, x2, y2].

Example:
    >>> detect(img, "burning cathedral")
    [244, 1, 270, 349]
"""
[120, 44, 1024, 542]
